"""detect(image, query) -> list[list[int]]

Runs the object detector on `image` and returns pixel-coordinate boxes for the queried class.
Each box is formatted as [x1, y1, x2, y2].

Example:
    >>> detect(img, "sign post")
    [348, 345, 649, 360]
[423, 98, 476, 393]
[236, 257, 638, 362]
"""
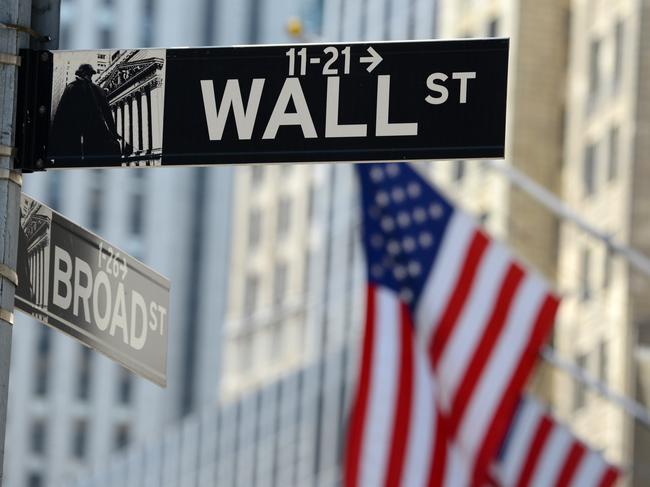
[16, 38, 509, 171]
[15, 194, 170, 386]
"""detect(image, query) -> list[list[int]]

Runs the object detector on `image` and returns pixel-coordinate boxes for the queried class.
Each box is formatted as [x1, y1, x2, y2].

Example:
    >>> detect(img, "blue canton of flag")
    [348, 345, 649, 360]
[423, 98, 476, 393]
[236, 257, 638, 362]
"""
[356, 162, 453, 309]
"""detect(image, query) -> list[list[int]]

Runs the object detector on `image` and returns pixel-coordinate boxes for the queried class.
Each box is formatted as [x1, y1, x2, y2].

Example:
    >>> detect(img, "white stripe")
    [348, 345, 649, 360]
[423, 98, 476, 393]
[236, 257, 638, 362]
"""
[529, 427, 573, 487]
[442, 438, 470, 487]
[436, 242, 511, 410]
[415, 212, 474, 345]
[572, 451, 610, 487]
[458, 275, 548, 460]
[498, 397, 546, 486]
[401, 341, 436, 487]
[359, 287, 401, 487]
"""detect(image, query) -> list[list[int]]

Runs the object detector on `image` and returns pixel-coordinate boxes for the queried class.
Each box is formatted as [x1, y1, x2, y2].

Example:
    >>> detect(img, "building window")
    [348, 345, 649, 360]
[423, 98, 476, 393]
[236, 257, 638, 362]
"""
[603, 246, 612, 288]
[487, 18, 499, 37]
[580, 247, 592, 301]
[453, 160, 466, 183]
[273, 261, 288, 306]
[588, 38, 601, 106]
[251, 166, 264, 185]
[598, 340, 608, 384]
[27, 472, 43, 487]
[142, 0, 155, 46]
[114, 423, 130, 451]
[573, 353, 588, 411]
[72, 419, 88, 459]
[34, 328, 51, 396]
[100, 27, 112, 49]
[77, 346, 92, 400]
[583, 143, 597, 197]
[613, 20, 624, 91]
[88, 171, 105, 231]
[30, 420, 46, 455]
[239, 335, 253, 371]
[607, 126, 619, 181]
[243, 274, 259, 317]
[117, 368, 133, 405]
[277, 197, 292, 237]
[47, 172, 62, 211]
[130, 172, 146, 236]
[271, 321, 284, 359]
[248, 208, 262, 249]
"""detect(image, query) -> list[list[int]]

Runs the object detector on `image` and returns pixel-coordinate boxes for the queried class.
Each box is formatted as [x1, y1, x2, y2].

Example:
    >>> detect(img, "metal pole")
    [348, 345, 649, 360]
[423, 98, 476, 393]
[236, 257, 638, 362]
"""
[0, 0, 31, 482]
[483, 158, 650, 279]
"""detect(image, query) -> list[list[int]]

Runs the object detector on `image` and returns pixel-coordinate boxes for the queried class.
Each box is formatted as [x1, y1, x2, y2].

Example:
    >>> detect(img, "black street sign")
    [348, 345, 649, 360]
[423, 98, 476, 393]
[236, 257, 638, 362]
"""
[16, 39, 508, 170]
[15, 194, 170, 386]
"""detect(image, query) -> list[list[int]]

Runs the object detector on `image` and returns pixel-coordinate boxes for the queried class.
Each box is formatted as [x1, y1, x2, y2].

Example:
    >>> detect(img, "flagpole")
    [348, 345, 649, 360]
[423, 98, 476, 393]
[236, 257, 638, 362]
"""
[483, 158, 650, 279]
[542, 346, 650, 428]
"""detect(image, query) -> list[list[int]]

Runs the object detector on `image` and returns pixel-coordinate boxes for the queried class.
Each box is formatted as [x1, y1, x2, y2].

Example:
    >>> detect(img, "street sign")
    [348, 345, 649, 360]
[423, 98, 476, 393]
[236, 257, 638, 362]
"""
[16, 39, 508, 170]
[15, 194, 170, 386]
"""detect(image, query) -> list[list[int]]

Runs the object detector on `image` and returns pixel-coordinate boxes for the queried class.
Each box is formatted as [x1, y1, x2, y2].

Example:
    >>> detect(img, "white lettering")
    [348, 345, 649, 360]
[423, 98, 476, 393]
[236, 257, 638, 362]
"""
[53, 246, 72, 310]
[425, 73, 449, 105]
[109, 282, 129, 344]
[325, 77, 367, 138]
[73, 256, 93, 323]
[93, 270, 111, 331]
[200, 78, 265, 140]
[130, 290, 148, 350]
[452, 72, 476, 103]
[376, 75, 418, 136]
[262, 78, 317, 139]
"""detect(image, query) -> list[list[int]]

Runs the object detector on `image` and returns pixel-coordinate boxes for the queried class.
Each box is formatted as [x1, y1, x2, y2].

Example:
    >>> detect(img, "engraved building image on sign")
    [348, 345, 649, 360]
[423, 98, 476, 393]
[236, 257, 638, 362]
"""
[49, 49, 166, 167]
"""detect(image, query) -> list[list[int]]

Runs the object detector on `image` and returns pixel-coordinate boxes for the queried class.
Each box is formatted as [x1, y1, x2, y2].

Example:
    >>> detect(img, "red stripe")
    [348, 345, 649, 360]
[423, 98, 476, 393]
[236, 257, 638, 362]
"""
[344, 286, 377, 487]
[515, 415, 553, 487]
[471, 294, 560, 485]
[556, 442, 586, 487]
[384, 303, 415, 487]
[598, 467, 620, 487]
[427, 411, 448, 487]
[429, 230, 489, 367]
[448, 263, 525, 437]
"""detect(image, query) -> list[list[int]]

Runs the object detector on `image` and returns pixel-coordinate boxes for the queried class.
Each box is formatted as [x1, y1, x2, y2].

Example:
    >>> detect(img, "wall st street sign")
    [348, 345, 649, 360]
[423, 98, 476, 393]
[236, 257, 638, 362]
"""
[15, 194, 170, 386]
[16, 38, 508, 170]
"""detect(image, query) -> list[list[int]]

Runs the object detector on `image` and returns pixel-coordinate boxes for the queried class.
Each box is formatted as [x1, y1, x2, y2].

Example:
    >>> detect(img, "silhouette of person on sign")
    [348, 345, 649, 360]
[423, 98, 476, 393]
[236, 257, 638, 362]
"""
[50, 64, 122, 161]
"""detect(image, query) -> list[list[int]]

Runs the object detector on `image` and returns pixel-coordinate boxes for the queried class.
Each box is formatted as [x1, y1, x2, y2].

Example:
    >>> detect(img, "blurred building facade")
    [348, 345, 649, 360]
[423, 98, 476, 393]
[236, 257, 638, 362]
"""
[5, 0, 650, 486]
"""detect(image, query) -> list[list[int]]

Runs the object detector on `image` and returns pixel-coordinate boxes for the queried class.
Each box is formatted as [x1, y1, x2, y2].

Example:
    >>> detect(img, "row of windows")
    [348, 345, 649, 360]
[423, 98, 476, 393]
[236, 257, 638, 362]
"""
[88, 171, 146, 235]
[247, 197, 293, 248]
[29, 418, 131, 460]
[34, 338, 132, 405]
[582, 124, 620, 197]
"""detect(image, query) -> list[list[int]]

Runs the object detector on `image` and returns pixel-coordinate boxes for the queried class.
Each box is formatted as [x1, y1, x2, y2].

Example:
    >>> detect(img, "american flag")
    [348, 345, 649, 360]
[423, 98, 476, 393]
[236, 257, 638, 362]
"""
[492, 396, 620, 487]
[345, 162, 619, 486]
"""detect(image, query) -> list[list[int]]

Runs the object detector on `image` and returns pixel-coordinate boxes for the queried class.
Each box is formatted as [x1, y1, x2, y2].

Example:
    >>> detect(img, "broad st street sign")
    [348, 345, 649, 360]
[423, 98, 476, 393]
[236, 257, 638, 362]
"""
[16, 38, 508, 170]
[15, 194, 170, 386]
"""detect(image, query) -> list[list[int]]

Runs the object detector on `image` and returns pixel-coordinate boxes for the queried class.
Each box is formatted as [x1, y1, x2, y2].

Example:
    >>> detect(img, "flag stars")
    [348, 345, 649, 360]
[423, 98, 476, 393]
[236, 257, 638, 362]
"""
[419, 232, 433, 248]
[381, 216, 396, 232]
[370, 166, 384, 182]
[391, 187, 406, 204]
[408, 261, 422, 277]
[429, 203, 444, 219]
[376, 191, 390, 207]
[386, 164, 400, 177]
[403, 237, 417, 253]
[393, 265, 407, 281]
[387, 240, 401, 256]
[397, 211, 411, 228]
[413, 207, 427, 224]
[407, 182, 421, 198]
